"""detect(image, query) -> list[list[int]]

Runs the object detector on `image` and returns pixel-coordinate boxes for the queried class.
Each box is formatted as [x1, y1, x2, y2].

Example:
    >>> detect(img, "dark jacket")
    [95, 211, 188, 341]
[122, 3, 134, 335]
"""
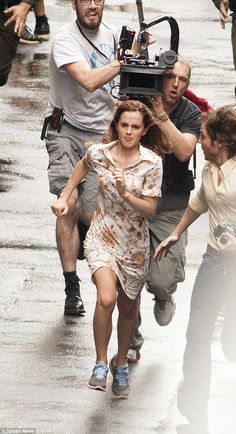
[0, 0, 36, 8]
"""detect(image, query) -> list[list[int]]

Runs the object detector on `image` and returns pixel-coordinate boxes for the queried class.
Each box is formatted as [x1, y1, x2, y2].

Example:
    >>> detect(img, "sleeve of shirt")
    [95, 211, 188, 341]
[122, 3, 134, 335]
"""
[84, 146, 95, 171]
[178, 102, 202, 138]
[189, 182, 209, 214]
[142, 158, 163, 198]
[52, 32, 86, 70]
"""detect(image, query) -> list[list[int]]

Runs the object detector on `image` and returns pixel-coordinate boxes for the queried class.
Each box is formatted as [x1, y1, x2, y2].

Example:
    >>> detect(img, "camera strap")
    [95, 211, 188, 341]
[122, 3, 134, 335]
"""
[76, 21, 116, 61]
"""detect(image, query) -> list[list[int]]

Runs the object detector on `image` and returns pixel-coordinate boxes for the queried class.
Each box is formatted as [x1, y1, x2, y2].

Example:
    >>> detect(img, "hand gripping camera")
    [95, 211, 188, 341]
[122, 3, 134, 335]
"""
[117, 11, 179, 99]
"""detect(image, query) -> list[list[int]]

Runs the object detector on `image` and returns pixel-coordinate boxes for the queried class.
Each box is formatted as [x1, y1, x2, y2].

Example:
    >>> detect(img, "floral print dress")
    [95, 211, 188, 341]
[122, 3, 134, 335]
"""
[83, 141, 163, 300]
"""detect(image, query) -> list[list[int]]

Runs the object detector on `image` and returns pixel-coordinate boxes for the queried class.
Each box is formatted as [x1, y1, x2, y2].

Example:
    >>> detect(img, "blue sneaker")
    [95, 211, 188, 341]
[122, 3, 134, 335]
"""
[109, 356, 130, 398]
[88, 361, 108, 391]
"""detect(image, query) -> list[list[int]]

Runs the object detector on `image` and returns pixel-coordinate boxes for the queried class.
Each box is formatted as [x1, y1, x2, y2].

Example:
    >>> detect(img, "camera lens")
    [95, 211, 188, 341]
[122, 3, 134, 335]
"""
[219, 235, 228, 245]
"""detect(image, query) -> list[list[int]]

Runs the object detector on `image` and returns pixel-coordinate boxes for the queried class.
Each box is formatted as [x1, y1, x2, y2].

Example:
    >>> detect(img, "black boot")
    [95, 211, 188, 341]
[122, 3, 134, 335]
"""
[34, 16, 50, 41]
[64, 274, 85, 316]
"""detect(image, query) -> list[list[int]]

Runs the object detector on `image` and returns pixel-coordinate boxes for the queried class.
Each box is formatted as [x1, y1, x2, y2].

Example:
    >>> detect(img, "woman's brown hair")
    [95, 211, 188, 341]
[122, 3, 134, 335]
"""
[103, 99, 170, 158]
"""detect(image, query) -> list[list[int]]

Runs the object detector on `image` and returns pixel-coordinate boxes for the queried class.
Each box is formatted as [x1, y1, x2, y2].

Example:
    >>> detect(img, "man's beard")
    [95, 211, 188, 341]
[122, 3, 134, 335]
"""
[76, 6, 102, 30]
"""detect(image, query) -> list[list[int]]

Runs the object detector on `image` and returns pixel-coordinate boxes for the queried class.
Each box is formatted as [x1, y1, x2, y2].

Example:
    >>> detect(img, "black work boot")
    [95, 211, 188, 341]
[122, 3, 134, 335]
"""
[34, 16, 50, 41]
[64, 274, 85, 316]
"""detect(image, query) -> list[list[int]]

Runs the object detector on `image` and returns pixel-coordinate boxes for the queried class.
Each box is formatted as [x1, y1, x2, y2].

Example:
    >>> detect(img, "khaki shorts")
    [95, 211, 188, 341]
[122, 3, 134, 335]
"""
[45, 121, 103, 213]
[146, 208, 188, 300]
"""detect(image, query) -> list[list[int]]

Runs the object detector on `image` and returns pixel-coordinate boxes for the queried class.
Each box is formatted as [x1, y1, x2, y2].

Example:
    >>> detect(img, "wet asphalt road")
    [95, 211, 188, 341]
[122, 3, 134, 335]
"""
[0, 0, 236, 433]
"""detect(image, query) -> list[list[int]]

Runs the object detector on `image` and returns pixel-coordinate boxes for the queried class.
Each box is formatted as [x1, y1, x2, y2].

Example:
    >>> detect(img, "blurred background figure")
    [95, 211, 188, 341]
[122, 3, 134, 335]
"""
[212, 0, 236, 95]
[0, 0, 36, 86]
[20, 0, 50, 44]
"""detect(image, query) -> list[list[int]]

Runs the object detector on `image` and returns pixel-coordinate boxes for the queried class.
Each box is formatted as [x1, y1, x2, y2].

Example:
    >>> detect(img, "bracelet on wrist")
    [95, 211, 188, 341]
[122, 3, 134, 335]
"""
[156, 111, 169, 122]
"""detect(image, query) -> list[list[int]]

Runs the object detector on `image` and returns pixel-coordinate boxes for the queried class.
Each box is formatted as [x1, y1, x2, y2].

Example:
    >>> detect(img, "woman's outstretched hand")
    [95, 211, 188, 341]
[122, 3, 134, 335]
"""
[51, 197, 69, 217]
[153, 235, 179, 261]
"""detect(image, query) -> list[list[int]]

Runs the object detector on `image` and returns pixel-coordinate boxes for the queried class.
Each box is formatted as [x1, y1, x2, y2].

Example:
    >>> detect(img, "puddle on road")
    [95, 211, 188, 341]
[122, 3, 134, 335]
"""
[9, 96, 41, 113]
[0, 158, 34, 192]
[9, 51, 49, 90]
[0, 241, 56, 251]
[0, 159, 15, 192]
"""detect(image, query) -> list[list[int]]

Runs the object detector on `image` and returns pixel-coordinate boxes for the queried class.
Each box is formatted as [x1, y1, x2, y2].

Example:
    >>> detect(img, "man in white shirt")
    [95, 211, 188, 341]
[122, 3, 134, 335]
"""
[43, 0, 121, 316]
[154, 104, 236, 434]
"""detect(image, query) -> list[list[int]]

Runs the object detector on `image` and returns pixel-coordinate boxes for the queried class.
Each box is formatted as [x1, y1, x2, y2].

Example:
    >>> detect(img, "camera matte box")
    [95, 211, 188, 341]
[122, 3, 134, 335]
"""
[119, 64, 165, 96]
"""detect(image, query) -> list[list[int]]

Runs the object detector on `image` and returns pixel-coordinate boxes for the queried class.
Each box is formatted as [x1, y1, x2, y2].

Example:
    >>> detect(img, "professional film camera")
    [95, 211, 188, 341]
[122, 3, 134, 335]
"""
[117, 0, 180, 99]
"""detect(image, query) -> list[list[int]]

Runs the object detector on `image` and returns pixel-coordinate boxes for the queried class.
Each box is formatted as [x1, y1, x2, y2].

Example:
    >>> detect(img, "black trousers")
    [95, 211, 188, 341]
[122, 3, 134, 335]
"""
[0, 10, 19, 86]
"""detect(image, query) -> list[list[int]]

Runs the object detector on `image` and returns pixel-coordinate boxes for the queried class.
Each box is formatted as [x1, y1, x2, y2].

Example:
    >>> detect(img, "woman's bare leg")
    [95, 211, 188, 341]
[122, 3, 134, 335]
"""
[93, 267, 117, 364]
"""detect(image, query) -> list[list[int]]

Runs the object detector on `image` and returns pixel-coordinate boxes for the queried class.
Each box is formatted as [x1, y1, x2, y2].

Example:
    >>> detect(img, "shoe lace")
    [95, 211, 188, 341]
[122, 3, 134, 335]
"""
[115, 365, 129, 386]
[94, 362, 108, 379]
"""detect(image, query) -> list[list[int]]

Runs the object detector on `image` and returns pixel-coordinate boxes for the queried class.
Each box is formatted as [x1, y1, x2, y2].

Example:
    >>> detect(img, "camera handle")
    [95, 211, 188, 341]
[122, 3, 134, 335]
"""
[136, 1, 179, 56]
[141, 15, 179, 54]
[136, 0, 148, 58]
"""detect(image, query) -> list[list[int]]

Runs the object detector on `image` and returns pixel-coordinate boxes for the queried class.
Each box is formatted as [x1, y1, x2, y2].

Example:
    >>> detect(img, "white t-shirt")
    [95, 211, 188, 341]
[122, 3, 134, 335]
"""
[46, 21, 118, 133]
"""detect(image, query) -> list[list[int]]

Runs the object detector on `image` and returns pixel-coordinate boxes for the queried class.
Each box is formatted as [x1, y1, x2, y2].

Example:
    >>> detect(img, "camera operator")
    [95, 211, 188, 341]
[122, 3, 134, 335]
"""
[154, 104, 236, 434]
[0, 0, 36, 86]
[128, 56, 202, 362]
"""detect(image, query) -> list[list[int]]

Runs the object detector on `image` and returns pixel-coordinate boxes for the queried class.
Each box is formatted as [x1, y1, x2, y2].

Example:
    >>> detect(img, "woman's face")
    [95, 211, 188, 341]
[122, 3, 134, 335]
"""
[116, 111, 147, 149]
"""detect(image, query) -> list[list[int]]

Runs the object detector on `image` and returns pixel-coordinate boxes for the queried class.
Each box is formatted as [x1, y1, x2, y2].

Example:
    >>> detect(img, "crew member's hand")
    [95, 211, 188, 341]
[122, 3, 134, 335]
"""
[219, 0, 229, 29]
[4, 2, 31, 36]
[150, 96, 165, 115]
[137, 30, 156, 48]
[131, 31, 156, 55]
[153, 235, 179, 261]
[51, 197, 69, 217]
[113, 169, 126, 197]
